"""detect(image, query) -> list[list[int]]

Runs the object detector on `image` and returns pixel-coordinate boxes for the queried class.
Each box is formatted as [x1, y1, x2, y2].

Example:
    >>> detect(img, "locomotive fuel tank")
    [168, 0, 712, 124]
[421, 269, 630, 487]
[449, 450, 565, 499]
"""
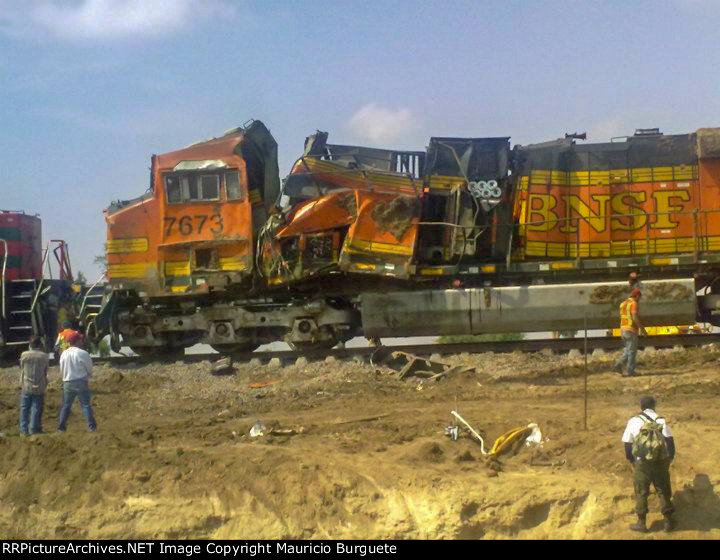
[360, 279, 697, 338]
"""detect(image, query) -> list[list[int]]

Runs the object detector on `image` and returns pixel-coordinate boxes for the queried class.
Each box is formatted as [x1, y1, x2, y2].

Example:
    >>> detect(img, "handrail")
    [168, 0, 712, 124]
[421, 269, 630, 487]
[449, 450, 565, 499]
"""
[0, 239, 7, 320]
[79, 272, 106, 320]
[30, 241, 51, 315]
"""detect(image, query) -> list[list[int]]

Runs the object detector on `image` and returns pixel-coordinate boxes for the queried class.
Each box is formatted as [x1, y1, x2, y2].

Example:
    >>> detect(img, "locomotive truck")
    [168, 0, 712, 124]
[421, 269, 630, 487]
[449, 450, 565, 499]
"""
[90, 121, 720, 354]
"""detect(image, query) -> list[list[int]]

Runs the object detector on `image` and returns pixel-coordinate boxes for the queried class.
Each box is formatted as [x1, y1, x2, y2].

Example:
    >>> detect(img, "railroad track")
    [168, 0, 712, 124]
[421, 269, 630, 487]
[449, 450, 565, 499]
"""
[1, 333, 715, 369]
[84, 333, 720, 367]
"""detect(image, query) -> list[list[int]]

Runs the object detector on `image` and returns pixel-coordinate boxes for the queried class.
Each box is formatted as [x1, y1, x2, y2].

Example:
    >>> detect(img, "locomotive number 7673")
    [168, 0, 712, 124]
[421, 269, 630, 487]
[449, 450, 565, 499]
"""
[163, 214, 224, 237]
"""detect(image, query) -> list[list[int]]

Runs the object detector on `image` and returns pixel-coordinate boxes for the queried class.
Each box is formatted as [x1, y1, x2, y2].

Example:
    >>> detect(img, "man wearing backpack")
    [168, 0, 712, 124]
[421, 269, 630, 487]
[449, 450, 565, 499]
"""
[622, 396, 676, 532]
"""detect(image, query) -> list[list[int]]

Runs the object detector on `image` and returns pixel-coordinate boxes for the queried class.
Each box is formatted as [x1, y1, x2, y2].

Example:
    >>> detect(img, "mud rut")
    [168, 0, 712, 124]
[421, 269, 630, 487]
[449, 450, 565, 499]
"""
[1, 346, 719, 539]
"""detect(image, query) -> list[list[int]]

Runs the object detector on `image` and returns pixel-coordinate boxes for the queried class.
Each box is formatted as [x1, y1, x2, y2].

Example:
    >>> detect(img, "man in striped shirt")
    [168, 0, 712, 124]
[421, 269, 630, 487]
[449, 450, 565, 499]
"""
[19, 337, 49, 435]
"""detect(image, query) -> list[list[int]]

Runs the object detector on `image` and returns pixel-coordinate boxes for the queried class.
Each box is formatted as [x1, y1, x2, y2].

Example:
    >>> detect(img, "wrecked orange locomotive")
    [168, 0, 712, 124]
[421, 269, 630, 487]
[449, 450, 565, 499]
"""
[91, 122, 720, 354]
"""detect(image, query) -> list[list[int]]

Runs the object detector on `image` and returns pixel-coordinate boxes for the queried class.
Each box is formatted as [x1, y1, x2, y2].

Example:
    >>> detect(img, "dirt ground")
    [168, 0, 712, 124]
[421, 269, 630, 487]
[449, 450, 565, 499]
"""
[1, 344, 719, 540]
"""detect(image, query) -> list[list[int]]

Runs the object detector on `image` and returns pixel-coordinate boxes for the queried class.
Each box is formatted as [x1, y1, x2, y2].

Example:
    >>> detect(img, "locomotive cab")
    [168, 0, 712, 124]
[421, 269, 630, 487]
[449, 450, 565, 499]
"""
[105, 120, 279, 298]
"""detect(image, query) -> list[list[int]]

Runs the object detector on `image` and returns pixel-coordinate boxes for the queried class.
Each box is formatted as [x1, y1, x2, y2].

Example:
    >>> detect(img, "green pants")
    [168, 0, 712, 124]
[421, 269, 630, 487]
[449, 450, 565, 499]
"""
[633, 459, 674, 516]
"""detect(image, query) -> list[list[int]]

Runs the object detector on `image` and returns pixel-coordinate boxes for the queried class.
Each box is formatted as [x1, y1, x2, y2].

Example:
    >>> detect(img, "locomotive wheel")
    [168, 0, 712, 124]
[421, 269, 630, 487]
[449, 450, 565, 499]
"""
[211, 343, 259, 355]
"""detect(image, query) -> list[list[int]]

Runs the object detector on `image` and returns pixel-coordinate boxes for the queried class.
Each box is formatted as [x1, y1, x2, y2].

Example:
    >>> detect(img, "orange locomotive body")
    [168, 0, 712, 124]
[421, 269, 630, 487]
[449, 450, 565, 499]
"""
[514, 129, 720, 261]
[93, 123, 720, 354]
[105, 121, 278, 298]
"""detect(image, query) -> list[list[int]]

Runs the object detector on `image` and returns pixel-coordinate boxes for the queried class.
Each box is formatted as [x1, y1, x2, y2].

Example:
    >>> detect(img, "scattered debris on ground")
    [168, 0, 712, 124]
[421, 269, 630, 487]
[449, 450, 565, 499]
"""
[0, 345, 719, 539]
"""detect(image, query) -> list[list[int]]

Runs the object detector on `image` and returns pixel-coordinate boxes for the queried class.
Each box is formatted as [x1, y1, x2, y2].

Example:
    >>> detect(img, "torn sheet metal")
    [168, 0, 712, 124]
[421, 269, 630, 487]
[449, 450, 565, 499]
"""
[370, 348, 474, 381]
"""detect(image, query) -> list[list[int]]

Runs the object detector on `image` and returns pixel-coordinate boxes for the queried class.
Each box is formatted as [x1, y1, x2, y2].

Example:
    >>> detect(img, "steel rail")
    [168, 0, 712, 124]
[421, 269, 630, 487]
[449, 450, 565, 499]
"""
[21, 333, 714, 368]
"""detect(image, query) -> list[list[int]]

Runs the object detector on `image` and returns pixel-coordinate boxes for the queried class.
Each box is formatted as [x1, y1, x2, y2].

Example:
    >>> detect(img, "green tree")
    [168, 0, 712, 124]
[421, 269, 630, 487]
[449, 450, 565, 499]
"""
[436, 332, 526, 344]
[75, 270, 87, 284]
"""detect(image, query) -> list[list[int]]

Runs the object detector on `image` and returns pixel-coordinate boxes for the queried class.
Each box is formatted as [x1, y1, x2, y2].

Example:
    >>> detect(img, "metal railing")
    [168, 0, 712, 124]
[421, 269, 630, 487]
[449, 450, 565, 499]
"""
[78, 272, 106, 321]
[29, 242, 52, 315]
[0, 239, 7, 320]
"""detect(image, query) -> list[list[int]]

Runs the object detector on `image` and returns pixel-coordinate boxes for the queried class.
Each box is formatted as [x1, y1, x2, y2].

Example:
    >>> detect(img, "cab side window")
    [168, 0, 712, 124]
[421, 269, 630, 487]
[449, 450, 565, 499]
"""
[225, 171, 243, 201]
[166, 176, 182, 203]
[165, 173, 220, 203]
[199, 175, 219, 200]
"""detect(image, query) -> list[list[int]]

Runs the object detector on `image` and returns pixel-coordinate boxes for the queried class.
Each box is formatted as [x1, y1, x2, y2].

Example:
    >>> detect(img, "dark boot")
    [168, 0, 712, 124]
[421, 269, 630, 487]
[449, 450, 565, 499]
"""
[663, 513, 675, 532]
[629, 515, 647, 532]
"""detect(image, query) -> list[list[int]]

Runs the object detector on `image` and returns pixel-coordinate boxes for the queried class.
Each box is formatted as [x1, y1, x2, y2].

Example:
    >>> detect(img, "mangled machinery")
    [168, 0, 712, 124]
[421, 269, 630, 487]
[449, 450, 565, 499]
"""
[90, 121, 720, 354]
[0, 211, 91, 358]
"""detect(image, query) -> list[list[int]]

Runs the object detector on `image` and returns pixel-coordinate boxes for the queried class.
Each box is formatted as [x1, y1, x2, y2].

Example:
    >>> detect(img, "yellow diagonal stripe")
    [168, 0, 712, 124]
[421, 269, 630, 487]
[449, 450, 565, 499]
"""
[106, 238, 148, 254]
[164, 261, 190, 276]
[521, 165, 697, 187]
[348, 239, 414, 256]
[218, 256, 248, 271]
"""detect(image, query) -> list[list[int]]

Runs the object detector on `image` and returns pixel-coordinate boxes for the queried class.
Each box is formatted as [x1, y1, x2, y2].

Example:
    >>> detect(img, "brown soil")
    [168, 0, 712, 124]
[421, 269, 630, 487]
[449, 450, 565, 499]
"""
[1, 345, 719, 540]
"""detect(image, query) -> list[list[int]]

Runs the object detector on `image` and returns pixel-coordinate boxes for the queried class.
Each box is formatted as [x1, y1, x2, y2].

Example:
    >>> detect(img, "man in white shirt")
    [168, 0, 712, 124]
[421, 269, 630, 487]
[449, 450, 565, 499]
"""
[622, 396, 675, 533]
[57, 332, 97, 432]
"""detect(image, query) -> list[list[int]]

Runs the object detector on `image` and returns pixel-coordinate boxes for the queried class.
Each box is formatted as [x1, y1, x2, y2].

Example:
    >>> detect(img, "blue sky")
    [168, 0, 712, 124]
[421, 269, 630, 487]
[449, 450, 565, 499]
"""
[1, 0, 719, 280]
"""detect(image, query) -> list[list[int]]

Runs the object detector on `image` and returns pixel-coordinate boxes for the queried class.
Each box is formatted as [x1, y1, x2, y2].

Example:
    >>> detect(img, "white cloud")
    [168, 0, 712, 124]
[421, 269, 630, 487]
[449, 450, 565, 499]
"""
[347, 103, 418, 145]
[0, 0, 236, 41]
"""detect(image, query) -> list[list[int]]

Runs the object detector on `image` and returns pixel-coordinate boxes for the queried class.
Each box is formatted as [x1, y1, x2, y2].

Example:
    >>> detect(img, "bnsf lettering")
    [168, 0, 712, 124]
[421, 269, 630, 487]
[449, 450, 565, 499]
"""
[163, 214, 224, 237]
[527, 190, 690, 233]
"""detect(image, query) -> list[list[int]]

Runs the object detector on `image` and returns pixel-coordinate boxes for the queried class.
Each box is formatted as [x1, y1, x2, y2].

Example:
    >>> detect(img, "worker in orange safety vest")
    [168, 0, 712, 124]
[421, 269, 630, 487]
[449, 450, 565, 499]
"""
[613, 288, 648, 376]
[54, 321, 83, 358]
